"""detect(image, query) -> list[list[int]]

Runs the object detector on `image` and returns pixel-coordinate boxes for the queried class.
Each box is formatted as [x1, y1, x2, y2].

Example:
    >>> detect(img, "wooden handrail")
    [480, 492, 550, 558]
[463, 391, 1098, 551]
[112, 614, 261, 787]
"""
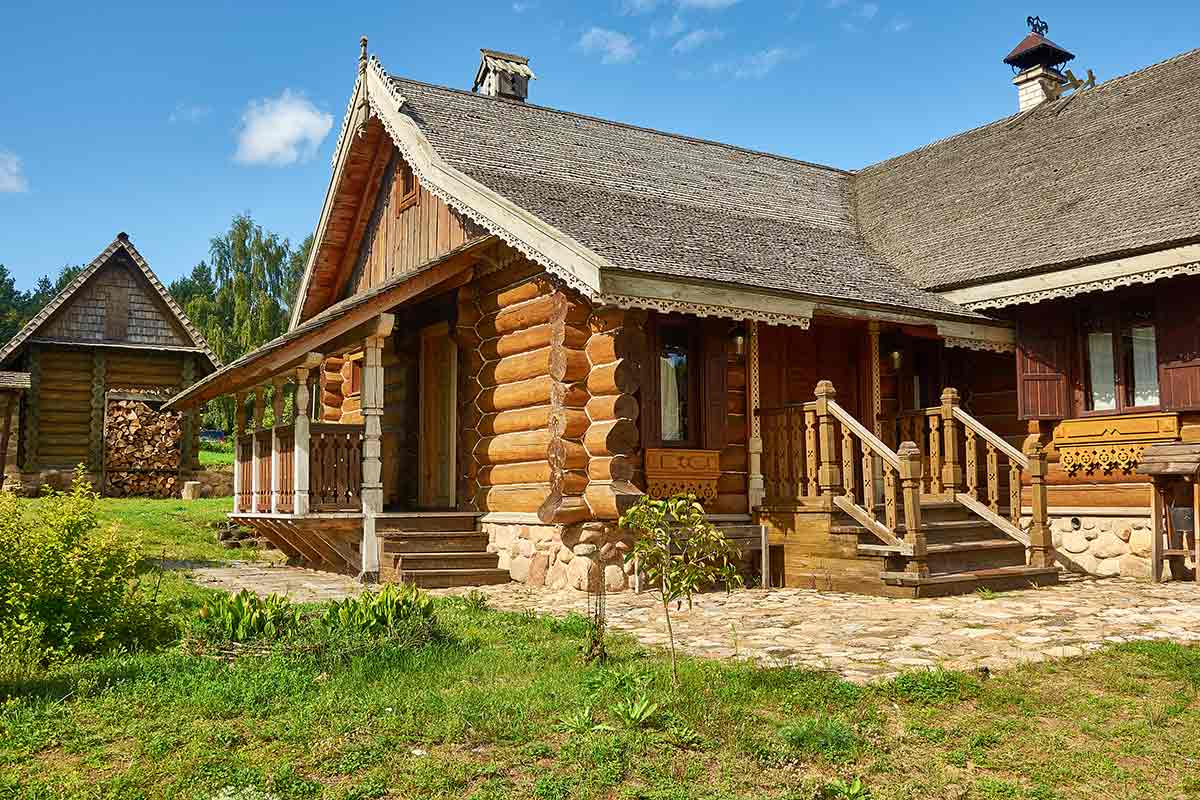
[827, 399, 900, 470]
[951, 406, 1027, 469]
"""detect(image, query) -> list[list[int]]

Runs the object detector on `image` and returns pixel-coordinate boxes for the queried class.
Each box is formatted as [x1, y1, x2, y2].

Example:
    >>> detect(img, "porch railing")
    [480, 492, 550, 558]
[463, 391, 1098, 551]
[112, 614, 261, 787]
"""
[761, 382, 1055, 571]
[232, 421, 363, 514]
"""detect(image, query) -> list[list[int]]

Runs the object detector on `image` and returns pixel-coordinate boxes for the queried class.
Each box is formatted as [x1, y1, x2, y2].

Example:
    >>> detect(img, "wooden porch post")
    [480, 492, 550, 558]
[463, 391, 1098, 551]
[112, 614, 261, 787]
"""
[292, 362, 317, 516]
[270, 379, 286, 513]
[940, 388, 963, 495]
[233, 392, 247, 512]
[360, 318, 392, 581]
[1024, 433, 1055, 568]
[746, 320, 765, 511]
[899, 441, 928, 578]
[252, 386, 266, 512]
[814, 380, 842, 496]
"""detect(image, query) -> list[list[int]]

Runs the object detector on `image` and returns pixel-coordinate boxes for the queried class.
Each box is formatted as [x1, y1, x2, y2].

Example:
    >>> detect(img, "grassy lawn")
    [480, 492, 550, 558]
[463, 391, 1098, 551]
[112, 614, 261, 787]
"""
[2, 500, 1198, 799]
[200, 449, 235, 467]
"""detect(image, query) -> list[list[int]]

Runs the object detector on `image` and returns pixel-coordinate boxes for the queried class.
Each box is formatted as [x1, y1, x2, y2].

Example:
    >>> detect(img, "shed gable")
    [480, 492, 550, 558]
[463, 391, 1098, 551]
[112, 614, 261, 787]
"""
[39, 255, 191, 348]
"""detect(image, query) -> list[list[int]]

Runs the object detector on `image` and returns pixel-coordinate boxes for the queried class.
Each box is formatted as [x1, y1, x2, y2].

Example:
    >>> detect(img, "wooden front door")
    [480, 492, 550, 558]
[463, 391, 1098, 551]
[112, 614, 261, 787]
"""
[418, 322, 456, 508]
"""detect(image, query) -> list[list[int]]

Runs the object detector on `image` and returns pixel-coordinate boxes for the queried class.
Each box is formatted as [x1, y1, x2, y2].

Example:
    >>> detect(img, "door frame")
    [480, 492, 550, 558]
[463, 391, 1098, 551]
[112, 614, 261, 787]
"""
[418, 321, 457, 509]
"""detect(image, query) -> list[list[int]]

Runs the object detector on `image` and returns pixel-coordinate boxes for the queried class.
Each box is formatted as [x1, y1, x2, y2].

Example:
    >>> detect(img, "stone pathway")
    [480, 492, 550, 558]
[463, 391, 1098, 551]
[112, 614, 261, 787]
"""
[186, 563, 1200, 682]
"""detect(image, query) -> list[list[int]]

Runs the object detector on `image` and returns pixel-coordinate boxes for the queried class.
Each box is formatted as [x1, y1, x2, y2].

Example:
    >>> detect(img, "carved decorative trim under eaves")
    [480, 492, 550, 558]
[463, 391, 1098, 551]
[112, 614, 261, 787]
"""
[963, 260, 1200, 311]
[942, 336, 1016, 354]
[596, 293, 812, 328]
[365, 57, 602, 303]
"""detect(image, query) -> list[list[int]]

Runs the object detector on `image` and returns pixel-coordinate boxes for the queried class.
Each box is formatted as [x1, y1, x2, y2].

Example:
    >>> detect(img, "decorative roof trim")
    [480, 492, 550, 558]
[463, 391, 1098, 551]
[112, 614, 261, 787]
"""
[599, 293, 813, 328]
[943, 336, 1016, 354]
[0, 235, 220, 370]
[942, 243, 1200, 310]
[598, 271, 814, 328]
[364, 58, 605, 301]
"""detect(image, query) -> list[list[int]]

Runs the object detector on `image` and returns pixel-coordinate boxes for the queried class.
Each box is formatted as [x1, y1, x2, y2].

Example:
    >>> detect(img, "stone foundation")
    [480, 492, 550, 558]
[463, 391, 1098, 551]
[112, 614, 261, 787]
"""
[11, 467, 232, 499]
[1045, 511, 1187, 579]
[484, 519, 635, 592]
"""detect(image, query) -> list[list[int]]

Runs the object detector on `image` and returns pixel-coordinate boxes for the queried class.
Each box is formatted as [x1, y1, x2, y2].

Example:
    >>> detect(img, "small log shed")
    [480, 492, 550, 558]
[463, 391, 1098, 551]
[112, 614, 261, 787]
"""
[0, 233, 220, 495]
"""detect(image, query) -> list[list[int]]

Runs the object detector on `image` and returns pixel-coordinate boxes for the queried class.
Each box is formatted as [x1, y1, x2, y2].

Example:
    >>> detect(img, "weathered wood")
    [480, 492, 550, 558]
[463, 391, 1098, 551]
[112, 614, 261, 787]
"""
[476, 375, 588, 412]
[581, 480, 641, 520]
[477, 405, 588, 437]
[898, 442, 927, 577]
[479, 347, 588, 385]
[586, 454, 637, 482]
[89, 351, 106, 472]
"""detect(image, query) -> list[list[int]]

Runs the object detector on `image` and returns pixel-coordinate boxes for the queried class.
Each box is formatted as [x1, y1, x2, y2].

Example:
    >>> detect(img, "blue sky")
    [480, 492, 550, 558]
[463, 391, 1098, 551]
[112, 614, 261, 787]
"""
[1, 0, 1196, 290]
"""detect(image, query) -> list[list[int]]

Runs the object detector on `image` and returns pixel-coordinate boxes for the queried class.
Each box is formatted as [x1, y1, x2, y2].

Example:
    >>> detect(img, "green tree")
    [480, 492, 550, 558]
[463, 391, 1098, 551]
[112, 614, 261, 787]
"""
[620, 494, 743, 685]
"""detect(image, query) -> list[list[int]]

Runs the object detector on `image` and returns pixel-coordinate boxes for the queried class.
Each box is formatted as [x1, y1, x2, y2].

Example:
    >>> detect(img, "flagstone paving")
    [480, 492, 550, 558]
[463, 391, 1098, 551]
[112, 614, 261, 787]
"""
[187, 563, 1200, 682]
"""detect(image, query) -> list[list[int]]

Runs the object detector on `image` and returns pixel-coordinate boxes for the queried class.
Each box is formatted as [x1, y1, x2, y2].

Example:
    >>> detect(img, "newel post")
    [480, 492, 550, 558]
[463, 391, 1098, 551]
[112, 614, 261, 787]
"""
[898, 441, 927, 578]
[814, 381, 842, 497]
[233, 391, 247, 512]
[292, 361, 317, 516]
[1024, 436, 1055, 568]
[940, 388, 963, 495]
[270, 379, 286, 513]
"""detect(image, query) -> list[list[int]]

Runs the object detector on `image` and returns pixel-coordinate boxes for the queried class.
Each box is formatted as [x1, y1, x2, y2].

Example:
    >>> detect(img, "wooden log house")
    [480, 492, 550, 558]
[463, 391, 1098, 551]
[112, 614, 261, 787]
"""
[0, 234, 219, 495]
[167, 30, 1200, 594]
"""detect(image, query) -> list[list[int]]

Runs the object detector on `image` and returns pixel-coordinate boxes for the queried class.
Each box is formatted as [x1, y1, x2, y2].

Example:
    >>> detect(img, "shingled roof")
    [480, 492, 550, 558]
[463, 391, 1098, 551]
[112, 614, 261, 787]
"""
[853, 48, 1200, 292]
[389, 76, 981, 320]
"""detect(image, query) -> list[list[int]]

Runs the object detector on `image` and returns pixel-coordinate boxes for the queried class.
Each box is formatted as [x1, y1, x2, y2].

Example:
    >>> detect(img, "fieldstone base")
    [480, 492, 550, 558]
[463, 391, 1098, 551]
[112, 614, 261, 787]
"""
[1044, 512, 1184, 579]
[484, 519, 635, 592]
[15, 469, 100, 496]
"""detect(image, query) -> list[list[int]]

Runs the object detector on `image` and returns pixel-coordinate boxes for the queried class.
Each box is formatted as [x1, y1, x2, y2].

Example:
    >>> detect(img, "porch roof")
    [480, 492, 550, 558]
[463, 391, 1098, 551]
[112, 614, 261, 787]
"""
[163, 239, 485, 411]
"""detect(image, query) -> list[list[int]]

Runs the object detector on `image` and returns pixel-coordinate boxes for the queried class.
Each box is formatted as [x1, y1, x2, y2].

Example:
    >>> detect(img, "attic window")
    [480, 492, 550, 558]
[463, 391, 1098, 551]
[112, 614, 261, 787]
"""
[395, 161, 418, 214]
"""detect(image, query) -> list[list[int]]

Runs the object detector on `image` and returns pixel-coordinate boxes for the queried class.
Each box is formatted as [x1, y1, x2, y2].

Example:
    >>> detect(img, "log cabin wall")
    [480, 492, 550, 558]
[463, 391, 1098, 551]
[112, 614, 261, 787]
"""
[759, 320, 868, 420]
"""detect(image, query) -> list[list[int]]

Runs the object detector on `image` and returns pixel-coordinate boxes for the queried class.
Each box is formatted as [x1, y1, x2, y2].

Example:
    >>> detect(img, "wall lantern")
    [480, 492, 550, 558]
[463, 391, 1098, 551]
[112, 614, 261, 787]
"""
[729, 323, 747, 357]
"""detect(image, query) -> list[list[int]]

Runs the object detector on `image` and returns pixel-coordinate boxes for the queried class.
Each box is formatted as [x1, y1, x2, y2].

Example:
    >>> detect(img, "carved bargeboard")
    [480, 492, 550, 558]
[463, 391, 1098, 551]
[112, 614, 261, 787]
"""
[1053, 412, 1180, 475]
[644, 448, 721, 503]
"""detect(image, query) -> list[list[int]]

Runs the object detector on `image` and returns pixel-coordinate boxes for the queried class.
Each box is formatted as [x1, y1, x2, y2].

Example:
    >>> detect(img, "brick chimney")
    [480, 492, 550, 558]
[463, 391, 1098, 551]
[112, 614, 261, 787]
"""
[472, 49, 536, 102]
[1004, 16, 1074, 112]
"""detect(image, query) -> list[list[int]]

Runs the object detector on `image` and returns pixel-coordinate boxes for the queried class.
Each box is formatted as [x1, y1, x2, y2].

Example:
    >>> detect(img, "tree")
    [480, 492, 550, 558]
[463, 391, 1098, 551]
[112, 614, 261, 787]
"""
[0, 263, 83, 347]
[620, 494, 743, 685]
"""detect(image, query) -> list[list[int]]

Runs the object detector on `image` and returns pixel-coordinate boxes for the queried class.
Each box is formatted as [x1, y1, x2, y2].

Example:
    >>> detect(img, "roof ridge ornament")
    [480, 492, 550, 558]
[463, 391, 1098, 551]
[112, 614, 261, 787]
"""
[1027, 15, 1049, 36]
[355, 36, 370, 139]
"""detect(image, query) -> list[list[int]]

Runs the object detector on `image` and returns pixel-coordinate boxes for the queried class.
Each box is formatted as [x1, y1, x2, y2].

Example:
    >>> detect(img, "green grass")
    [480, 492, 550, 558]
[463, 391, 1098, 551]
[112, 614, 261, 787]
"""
[2, 499, 1198, 799]
[200, 449, 236, 467]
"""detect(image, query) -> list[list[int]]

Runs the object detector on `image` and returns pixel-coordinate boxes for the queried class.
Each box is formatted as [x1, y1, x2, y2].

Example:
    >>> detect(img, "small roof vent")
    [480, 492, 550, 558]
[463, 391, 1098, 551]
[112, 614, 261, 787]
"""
[472, 49, 536, 102]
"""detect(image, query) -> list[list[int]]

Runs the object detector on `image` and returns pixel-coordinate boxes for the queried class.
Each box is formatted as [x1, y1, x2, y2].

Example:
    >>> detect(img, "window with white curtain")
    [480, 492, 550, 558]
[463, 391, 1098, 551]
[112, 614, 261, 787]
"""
[659, 326, 690, 442]
[1081, 304, 1159, 413]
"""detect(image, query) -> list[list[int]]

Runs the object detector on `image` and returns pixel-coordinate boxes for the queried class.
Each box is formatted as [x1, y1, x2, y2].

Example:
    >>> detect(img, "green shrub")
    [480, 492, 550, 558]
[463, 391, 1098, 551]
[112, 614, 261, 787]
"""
[321, 583, 436, 639]
[0, 470, 167, 669]
[200, 438, 236, 455]
[197, 589, 300, 642]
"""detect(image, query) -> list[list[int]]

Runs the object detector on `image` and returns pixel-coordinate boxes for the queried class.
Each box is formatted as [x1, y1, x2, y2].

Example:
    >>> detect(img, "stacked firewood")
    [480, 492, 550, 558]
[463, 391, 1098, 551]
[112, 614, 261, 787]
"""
[104, 398, 181, 498]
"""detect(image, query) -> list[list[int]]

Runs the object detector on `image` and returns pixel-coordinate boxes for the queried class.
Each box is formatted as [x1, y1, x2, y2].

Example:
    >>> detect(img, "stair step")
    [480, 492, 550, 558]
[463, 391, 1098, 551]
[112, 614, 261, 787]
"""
[859, 538, 1025, 557]
[381, 532, 489, 553]
[879, 565, 1059, 597]
[391, 551, 499, 570]
[390, 568, 511, 589]
[375, 512, 483, 533]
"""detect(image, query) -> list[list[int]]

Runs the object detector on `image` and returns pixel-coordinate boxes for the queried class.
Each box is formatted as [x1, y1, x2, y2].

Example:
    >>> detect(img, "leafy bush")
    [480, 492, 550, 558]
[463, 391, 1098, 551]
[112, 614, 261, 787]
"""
[321, 584, 437, 640]
[197, 589, 299, 642]
[612, 694, 660, 730]
[200, 438, 236, 454]
[0, 470, 167, 670]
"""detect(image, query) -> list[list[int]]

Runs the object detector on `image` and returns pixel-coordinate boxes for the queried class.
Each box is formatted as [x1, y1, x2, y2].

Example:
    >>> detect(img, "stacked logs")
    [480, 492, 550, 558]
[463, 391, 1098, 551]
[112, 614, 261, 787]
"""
[104, 398, 181, 498]
[581, 308, 646, 519]
[321, 356, 346, 422]
[457, 265, 591, 517]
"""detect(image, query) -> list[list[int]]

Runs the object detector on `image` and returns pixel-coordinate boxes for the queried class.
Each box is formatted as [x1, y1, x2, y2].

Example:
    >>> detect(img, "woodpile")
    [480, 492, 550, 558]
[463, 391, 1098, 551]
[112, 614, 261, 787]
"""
[103, 398, 181, 498]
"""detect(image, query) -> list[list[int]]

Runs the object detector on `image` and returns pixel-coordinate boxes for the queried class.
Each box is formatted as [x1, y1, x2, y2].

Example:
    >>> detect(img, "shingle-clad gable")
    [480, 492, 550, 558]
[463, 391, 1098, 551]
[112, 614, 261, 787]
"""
[389, 76, 980, 320]
[853, 48, 1200, 292]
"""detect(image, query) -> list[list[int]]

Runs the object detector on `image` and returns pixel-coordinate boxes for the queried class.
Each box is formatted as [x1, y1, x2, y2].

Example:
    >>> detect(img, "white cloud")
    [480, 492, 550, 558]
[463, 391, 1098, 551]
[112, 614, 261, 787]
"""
[650, 12, 687, 37]
[671, 28, 724, 53]
[234, 90, 333, 167]
[0, 150, 28, 193]
[711, 46, 800, 79]
[858, 2, 878, 19]
[578, 27, 637, 64]
[169, 102, 211, 124]
[677, 0, 739, 7]
[621, 0, 658, 12]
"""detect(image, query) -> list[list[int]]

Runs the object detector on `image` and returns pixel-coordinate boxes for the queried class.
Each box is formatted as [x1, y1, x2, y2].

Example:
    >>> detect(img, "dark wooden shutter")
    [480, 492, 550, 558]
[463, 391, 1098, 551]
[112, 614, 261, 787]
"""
[1016, 313, 1073, 420]
[702, 319, 728, 450]
[1157, 283, 1200, 410]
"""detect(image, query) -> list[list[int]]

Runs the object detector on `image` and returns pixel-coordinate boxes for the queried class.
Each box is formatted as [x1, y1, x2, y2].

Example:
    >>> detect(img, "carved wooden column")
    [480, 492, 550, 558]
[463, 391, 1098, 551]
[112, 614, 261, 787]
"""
[899, 441, 927, 578]
[868, 322, 882, 440]
[252, 386, 266, 512]
[814, 380, 842, 497]
[746, 320, 765, 512]
[293, 365, 315, 516]
[270, 379, 286, 513]
[360, 324, 391, 581]
[233, 391, 247, 512]
[940, 388, 963, 495]
[1024, 430, 1055, 568]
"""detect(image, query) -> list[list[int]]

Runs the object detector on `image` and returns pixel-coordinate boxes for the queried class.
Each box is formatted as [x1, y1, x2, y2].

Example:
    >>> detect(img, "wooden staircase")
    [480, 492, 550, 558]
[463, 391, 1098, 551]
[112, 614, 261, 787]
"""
[851, 497, 1058, 597]
[377, 512, 510, 588]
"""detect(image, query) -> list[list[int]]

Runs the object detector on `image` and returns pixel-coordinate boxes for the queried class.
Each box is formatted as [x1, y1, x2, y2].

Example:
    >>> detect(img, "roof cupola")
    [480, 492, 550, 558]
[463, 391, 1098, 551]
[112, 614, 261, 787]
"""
[472, 49, 536, 102]
[1004, 16, 1074, 112]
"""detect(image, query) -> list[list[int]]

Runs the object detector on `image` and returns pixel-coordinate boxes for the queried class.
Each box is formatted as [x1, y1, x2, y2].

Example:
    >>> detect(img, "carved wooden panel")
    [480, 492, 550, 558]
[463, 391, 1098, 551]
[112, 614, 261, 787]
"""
[1053, 411, 1180, 475]
[644, 447, 721, 502]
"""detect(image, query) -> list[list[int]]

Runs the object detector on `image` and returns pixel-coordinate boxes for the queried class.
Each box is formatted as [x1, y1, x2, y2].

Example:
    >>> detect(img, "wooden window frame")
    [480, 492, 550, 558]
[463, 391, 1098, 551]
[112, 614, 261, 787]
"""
[644, 316, 703, 449]
[346, 352, 364, 399]
[1076, 295, 1161, 417]
[394, 160, 418, 215]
